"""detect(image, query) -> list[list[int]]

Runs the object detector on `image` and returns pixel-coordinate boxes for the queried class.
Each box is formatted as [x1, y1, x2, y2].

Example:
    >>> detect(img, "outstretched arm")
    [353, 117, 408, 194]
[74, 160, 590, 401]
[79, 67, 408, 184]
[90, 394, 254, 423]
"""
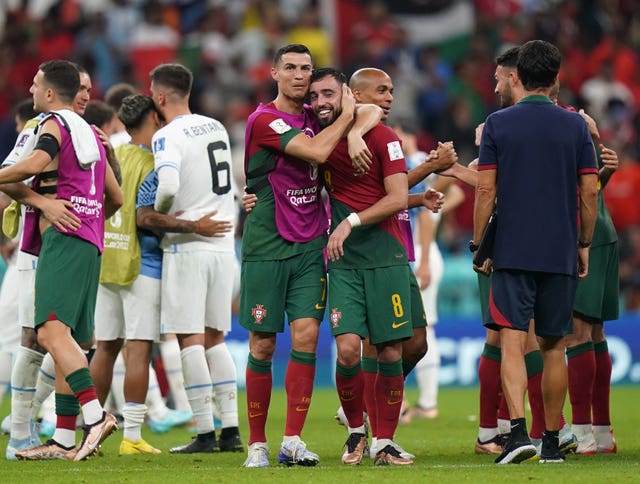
[407, 141, 457, 188]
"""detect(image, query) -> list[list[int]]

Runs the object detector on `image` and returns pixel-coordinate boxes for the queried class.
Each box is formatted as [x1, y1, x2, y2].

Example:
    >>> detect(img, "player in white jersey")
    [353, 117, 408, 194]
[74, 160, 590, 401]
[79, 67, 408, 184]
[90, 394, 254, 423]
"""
[150, 63, 242, 454]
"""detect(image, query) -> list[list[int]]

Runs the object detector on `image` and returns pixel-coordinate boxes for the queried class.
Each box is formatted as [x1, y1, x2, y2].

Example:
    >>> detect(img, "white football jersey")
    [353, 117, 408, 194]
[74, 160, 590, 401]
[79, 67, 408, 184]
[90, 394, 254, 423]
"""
[152, 113, 236, 252]
[2, 115, 43, 271]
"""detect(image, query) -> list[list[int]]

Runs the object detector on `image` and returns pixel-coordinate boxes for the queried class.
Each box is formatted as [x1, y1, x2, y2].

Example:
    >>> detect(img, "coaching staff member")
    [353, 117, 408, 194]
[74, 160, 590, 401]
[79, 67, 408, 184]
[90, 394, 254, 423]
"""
[472, 40, 598, 464]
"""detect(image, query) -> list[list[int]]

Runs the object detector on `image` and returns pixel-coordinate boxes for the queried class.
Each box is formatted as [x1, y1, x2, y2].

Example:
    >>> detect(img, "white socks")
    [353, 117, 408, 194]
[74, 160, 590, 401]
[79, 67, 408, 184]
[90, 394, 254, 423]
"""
[109, 352, 126, 414]
[478, 427, 499, 442]
[145, 365, 169, 421]
[0, 349, 11, 407]
[52, 427, 76, 448]
[205, 343, 239, 428]
[181, 345, 214, 434]
[32, 352, 56, 420]
[123, 402, 147, 441]
[414, 326, 441, 410]
[10, 347, 44, 439]
[160, 339, 191, 411]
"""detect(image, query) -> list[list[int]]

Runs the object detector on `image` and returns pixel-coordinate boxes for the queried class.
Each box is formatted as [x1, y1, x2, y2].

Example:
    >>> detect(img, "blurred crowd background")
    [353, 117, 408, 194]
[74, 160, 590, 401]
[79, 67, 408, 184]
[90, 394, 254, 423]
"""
[0, 0, 639, 316]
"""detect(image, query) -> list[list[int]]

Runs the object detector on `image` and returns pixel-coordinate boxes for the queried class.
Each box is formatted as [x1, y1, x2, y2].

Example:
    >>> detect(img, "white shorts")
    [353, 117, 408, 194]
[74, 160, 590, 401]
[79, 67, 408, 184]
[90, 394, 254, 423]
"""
[415, 241, 444, 325]
[160, 250, 234, 335]
[94, 275, 161, 342]
[0, 263, 21, 351]
[18, 267, 35, 329]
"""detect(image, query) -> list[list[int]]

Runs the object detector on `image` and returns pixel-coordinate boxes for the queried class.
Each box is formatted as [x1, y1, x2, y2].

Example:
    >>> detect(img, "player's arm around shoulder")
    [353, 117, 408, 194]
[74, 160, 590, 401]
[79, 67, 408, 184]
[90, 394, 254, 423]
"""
[0, 119, 60, 184]
[285, 84, 356, 165]
[347, 103, 383, 173]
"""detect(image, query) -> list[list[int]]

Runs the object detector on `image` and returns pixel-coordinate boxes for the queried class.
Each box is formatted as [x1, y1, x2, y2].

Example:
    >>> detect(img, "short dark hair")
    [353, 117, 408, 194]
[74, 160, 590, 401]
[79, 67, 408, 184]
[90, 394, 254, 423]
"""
[517, 40, 561, 91]
[150, 63, 193, 97]
[118, 94, 157, 131]
[39, 60, 80, 104]
[495, 46, 520, 69]
[73, 63, 88, 75]
[83, 100, 115, 129]
[273, 44, 312, 67]
[104, 82, 137, 110]
[14, 99, 38, 123]
[310, 67, 347, 85]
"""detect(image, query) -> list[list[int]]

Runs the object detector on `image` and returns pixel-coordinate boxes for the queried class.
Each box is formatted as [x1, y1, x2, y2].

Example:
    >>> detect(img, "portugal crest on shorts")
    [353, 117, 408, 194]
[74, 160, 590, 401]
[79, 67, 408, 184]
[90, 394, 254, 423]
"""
[330, 308, 342, 328]
[252, 304, 267, 324]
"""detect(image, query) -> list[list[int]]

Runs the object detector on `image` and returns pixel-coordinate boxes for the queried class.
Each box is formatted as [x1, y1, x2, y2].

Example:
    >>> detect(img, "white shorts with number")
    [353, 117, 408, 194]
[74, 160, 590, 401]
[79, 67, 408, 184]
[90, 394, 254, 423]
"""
[95, 274, 161, 342]
[160, 250, 234, 335]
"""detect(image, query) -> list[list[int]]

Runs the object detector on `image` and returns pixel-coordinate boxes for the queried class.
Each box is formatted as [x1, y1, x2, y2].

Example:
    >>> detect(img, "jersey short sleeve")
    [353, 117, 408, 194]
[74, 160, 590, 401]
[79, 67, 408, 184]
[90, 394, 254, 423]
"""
[2, 117, 42, 168]
[478, 116, 498, 171]
[136, 171, 158, 209]
[250, 112, 303, 155]
[152, 128, 182, 174]
[368, 126, 408, 178]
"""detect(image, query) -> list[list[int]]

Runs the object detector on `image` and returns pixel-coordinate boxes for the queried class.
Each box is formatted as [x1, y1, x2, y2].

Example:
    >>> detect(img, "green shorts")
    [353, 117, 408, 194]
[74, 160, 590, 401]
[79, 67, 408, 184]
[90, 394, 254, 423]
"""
[239, 249, 326, 333]
[477, 272, 491, 324]
[328, 265, 413, 345]
[34, 228, 101, 344]
[409, 270, 427, 328]
[574, 242, 619, 321]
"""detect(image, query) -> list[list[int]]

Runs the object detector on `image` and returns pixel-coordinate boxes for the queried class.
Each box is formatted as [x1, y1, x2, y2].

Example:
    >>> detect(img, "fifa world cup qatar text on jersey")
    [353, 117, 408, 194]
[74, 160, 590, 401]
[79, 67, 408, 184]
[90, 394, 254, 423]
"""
[152, 113, 236, 253]
[22, 114, 108, 256]
[324, 123, 408, 269]
[478, 96, 598, 275]
[242, 103, 326, 261]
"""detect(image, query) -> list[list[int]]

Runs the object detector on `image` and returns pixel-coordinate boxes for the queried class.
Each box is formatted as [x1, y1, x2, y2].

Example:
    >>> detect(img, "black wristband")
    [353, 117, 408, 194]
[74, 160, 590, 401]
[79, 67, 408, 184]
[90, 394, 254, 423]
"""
[578, 240, 591, 249]
[469, 240, 479, 252]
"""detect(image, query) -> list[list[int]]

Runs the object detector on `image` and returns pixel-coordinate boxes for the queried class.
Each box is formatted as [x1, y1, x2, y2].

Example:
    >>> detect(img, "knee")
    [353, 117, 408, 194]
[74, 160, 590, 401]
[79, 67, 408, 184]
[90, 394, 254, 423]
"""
[251, 335, 276, 361]
[337, 340, 361, 367]
[290, 322, 319, 353]
[403, 333, 427, 365]
[35, 327, 52, 352]
[22, 328, 45, 353]
[96, 339, 123, 359]
[205, 328, 225, 347]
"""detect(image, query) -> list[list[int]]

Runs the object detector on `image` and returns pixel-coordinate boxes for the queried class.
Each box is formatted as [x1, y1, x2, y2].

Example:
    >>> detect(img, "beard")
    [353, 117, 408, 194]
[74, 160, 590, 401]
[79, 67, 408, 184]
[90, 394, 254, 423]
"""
[499, 85, 513, 108]
[316, 106, 342, 128]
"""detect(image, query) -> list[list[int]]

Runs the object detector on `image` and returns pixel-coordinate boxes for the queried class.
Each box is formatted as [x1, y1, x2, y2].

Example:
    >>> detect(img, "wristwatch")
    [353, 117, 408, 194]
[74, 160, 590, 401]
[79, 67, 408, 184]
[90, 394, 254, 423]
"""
[578, 240, 592, 248]
[469, 240, 479, 252]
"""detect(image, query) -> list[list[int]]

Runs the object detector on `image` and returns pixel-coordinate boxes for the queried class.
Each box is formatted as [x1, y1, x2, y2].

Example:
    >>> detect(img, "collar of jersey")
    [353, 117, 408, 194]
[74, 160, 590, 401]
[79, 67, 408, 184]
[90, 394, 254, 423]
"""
[518, 94, 553, 104]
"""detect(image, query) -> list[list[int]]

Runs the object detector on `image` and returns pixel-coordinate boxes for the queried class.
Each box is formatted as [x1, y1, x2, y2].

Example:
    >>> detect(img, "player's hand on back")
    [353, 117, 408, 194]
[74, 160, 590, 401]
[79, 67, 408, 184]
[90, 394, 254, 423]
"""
[42, 198, 81, 232]
[599, 144, 618, 172]
[193, 210, 232, 237]
[242, 191, 258, 212]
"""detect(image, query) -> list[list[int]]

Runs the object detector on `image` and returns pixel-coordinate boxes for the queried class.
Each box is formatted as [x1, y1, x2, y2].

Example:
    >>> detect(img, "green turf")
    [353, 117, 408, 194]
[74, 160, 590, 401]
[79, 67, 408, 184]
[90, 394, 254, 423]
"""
[1, 386, 639, 483]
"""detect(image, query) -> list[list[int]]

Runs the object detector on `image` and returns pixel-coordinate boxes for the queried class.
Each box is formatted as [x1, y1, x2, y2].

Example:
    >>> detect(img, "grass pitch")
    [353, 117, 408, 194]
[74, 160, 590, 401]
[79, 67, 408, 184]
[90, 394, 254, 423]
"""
[1, 386, 639, 483]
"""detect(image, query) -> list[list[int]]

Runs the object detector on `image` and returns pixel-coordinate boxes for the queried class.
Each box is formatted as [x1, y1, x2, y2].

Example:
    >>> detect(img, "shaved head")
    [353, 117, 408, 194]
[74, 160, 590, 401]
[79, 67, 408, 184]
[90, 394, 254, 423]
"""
[349, 67, 394, 120]
[349, 68, 390, 91]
